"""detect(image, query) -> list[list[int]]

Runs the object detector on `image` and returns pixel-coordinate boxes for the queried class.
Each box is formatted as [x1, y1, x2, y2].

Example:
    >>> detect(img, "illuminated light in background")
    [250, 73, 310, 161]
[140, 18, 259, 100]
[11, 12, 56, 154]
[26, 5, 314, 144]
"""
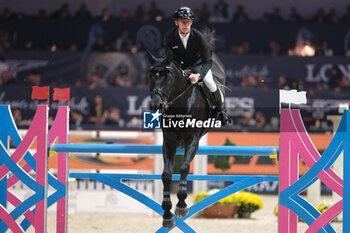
[131, 46, 138, 53]
[51, 44, 57, 52]
[300, 44, 315, 57]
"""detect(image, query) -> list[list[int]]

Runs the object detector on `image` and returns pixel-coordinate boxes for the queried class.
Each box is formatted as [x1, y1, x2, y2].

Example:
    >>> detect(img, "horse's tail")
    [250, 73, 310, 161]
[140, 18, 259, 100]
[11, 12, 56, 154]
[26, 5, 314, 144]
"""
[201, 26, 216, 50]
[201, 27, 227, 94]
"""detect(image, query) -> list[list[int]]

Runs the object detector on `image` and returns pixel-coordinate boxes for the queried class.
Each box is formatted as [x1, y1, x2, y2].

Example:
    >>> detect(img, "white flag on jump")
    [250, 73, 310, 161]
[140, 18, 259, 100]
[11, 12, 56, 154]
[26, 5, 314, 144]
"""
[279, 89, 307, 105]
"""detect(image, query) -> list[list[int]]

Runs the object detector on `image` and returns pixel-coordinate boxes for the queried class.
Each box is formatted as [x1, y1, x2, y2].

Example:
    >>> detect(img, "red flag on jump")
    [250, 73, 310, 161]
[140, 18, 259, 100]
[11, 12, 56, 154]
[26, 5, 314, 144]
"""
[53, 88, 70, 105]
[31, 86, 50, 101]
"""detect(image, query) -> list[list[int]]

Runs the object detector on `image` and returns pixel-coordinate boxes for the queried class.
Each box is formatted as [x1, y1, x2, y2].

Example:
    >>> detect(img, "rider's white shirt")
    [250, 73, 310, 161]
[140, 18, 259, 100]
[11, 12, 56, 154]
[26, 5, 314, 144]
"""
[178, 31, 190, 49]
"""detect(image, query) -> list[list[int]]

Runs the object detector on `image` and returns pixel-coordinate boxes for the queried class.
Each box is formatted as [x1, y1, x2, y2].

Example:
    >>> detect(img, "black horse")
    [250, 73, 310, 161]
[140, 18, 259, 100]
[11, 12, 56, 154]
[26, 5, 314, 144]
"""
[146, 46, 226, 228]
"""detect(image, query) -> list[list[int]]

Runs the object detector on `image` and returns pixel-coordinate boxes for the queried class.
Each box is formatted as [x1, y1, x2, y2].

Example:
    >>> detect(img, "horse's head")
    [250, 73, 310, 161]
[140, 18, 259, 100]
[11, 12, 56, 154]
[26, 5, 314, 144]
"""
[146, 50, 176, 113]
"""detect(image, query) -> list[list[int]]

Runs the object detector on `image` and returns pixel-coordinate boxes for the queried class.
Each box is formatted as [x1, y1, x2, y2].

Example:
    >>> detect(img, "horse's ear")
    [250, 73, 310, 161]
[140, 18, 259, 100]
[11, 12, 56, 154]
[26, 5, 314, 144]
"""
[146, 50, 156, 64]
[165, 48, 173, 62]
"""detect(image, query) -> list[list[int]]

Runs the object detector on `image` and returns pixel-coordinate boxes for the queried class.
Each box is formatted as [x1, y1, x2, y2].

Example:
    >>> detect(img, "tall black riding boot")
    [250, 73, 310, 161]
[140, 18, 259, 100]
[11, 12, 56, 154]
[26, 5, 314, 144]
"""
[213, 89, 231, 126]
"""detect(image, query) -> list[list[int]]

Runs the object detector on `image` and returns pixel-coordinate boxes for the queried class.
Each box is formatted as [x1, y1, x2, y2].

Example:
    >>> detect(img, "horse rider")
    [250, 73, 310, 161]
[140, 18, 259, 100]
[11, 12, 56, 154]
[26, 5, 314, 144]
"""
[163, 6, 231, 126]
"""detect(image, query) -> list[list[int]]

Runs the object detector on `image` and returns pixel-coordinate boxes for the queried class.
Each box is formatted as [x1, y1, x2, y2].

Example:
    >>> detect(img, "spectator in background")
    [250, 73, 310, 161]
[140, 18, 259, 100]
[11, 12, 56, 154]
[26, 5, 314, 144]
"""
[333, 75, 350, 92]
[92, 36, 106, 51]
[198, 3, 210, 22]
[291, 78, 304, 91]
[315, 41, 333, 56]
[240, 75, 257, 87]
[230, 42, 251, 55]
[256, 76, 268, 89]
[214, 0, 230, 20]
[105, 107, 125, 126]
[270, 7, 284, 23]
[97, 8, 113, 22]
[148, 1, 164, 21]
[11, 109, 30, 127]
[88, 95, 106, 125]
[112, 70, 132, 87]
[24, 40, 34, 50]
[119, 8, 131, 21]
[135, 4, 145, 21]
[239, 111, 256, 128]
[0, 7, 14, 20]
[232, 5, 249, 23]
[68, 43, 78, 52]
[24, 70, 41, 85]
[50, 3, 70, 20]
[37, 9, 48, 19]
[278, 76, 290, 90]
[312, 8, 327, 24]
[88, 72, 106, 90]
[327, 7, 339, 24]
[262, 12, 271, 23]
[75, 3, 92, 20]
[341, 5, 350, 24]
[346, 48, 350, 57]
[328, 66, 343, 90]
[287, 7, 303, 23]
[140, 12, 150, 22]
[0, 57, 14, 85]
[69, 109, 86, 129]
[265, 39, 282, 56]
[114, 29, 132, 52]
[0, 69, 14, 85]
[229, 44, 238, 54]
[0, 30, 10, 52]
[193, 8, 201, 20]
[209, 9, 226, 23]
[255, 111, 267, 128]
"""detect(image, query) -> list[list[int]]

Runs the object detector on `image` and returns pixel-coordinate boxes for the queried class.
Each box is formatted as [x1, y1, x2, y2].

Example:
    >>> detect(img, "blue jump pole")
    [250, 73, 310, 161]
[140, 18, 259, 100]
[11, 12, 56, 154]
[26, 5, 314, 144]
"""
[50, 144, 278, 156]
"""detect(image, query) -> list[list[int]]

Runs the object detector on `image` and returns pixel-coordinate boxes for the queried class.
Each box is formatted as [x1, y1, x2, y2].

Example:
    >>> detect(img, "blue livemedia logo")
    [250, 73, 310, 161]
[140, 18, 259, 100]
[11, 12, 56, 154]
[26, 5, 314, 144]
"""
[143, 110, 162, 129]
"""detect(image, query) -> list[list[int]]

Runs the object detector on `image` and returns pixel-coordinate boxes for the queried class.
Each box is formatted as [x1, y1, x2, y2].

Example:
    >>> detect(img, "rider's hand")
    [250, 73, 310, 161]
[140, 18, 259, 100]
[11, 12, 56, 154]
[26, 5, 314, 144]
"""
[189, 73, 200, 84]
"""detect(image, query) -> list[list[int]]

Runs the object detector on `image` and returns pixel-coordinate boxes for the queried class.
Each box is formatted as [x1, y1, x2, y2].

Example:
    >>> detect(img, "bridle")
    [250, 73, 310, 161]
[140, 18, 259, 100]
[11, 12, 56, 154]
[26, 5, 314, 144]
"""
[149, 65, 195, 109]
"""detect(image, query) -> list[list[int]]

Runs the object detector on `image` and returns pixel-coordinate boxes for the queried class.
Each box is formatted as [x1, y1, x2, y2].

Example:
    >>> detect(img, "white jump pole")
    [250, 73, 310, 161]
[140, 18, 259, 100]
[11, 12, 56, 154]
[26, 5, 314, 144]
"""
[154, 131, 163, 205]
[193, 135, 208, 194]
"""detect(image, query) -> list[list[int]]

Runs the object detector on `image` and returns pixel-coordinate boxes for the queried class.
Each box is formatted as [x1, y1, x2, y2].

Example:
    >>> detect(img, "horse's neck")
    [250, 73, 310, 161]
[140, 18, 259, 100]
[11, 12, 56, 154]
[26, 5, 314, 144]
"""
[172, 67, 189, 97]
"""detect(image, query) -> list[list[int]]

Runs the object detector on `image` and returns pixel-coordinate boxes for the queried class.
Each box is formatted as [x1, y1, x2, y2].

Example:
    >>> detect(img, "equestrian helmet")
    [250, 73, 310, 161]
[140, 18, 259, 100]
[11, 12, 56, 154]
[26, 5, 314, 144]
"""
[173, 7, 194, 20]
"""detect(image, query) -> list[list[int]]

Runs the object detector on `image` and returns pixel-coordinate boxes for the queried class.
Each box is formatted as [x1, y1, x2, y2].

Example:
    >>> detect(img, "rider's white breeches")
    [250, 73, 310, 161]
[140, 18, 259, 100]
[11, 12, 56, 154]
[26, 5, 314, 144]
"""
[203, 69, 217, 92]
[203, 69, 224, 103]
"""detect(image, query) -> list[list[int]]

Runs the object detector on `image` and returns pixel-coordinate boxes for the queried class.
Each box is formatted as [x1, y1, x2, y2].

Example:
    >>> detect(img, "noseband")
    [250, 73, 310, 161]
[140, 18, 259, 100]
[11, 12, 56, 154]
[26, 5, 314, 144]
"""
[151, 88, 169, 100]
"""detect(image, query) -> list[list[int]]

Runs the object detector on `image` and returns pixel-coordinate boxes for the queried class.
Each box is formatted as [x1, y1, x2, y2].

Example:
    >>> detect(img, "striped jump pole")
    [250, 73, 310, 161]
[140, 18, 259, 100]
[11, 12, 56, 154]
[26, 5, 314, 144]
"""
[50, 144, 279, 156]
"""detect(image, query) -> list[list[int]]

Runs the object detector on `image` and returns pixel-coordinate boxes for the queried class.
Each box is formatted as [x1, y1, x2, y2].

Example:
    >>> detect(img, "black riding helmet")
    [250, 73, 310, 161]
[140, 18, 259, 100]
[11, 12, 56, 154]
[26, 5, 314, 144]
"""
[173, 7, 194, 20]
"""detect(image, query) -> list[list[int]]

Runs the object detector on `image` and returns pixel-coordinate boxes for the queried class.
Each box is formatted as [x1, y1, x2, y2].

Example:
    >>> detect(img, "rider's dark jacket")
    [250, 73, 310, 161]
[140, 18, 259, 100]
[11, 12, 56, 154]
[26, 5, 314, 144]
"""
[163, 27, 212, 79]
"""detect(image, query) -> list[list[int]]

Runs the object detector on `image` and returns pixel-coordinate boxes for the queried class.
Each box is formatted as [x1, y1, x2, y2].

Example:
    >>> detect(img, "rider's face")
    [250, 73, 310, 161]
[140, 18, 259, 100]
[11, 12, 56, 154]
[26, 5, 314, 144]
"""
[175, 19, 192, 35]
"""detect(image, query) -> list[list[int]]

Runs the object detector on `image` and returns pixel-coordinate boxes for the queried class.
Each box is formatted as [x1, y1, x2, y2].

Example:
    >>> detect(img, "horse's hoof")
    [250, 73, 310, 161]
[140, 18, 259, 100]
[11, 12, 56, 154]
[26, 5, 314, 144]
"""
[175, 206, 188, 218]
[162, 217, 175, 229]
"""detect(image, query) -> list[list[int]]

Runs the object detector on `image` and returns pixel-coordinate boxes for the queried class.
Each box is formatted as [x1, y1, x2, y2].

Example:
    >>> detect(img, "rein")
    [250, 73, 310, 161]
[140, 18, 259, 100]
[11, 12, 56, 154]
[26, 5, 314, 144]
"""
[167, 83, 195, 106]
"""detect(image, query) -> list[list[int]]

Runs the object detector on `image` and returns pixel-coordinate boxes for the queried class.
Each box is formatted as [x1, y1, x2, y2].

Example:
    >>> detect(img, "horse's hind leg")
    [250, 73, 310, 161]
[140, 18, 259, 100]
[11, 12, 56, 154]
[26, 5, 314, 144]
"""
[161, 140, 176, 228]
[175, 137, 199, 218]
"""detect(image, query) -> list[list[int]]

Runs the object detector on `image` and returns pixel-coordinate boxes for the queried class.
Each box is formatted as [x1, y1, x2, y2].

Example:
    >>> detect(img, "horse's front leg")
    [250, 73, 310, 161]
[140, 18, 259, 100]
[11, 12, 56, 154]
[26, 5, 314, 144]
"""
[175, 136, 199, 218]
[161, 139, 177, 228]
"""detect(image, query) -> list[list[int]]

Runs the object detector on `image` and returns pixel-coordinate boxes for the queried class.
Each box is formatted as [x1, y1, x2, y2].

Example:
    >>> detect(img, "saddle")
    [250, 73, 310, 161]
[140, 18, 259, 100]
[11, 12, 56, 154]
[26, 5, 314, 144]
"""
[182, 70, 221, 113]
[182, 52, 227, 113]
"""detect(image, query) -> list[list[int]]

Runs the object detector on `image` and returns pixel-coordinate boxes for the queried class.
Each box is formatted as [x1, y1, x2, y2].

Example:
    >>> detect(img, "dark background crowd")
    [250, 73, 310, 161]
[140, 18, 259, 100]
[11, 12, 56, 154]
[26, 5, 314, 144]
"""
[0, 0, 349, 132]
